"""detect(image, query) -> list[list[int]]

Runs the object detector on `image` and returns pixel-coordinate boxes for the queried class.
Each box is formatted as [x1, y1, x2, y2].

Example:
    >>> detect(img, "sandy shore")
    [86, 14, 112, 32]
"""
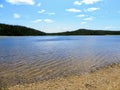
[8, 63, 120, 90]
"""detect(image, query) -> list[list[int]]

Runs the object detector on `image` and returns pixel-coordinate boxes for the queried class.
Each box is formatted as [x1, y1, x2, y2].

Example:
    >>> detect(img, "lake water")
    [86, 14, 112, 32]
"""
[0, 36, 120, 85]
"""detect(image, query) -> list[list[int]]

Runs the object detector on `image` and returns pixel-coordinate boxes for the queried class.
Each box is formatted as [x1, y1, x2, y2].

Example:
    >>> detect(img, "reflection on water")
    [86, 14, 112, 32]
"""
[0, 36, 120, 85]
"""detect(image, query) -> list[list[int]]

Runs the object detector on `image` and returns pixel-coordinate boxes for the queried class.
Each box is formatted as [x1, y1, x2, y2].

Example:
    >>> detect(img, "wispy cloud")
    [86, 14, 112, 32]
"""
[0, 4, 4, 8]
[84, 17, 93, 20]
[38, 10, 56, 15]
[38, 9, 46, 14]
[76, 14, 85, 17]
[86, 7, 99, 12]
[81, 22, 87, 24]
[74, 1, 82, 5]
[32, 19, 54, 23]
[81, 0, 101, 4]
[46, 12, 56, 16]
[37, 3, 41, 7]
[44, 19, 54, 23]
[6, 0, 35, 5]
[73, 0, 101, 5]
[32, 19, 42, 23]
[13, 13, 21, 19]
[66, 8, 82, 13]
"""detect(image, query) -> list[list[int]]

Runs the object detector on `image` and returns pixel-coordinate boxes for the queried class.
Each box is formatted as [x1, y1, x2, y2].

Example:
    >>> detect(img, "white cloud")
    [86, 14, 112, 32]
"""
[33, 19, 42, 23]
[81, 22, 87, 24]
[38, 10, 56, 15]
[74, 0, 100, 5]
[38, 9, 46, 14]
[86, 7, 99, 12]
[81, 0, 100, 4]
[13, 13, 21, 18]
[0, 4, 4, 8]
[47, 12, 56, 15]
[37, 3, 41, 7]
[44, 19, 54, 23]
[32, 19, 54, 23]
[6, 0, 35, 5]
[76, 14, 85, 17]
[74, 1, 82, 5]
[84, 17, 93, 20]
[66, 8, 81, 13]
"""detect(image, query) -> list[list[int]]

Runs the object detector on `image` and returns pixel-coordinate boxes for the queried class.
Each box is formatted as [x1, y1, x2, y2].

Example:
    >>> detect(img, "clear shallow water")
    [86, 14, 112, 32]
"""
[0, 36, 120, 84]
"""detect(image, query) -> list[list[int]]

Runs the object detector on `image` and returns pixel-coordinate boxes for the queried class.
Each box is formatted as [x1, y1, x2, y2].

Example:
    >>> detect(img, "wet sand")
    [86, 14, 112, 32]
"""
[8, 63, 120, 90]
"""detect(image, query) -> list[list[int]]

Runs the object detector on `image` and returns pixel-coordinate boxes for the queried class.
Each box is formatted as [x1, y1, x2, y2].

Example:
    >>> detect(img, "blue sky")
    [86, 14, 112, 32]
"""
[0, 0, 120, 32]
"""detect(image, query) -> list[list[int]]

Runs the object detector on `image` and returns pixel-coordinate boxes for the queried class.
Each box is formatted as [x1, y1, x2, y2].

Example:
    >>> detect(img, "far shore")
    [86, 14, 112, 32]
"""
[8, 63, 120, 90]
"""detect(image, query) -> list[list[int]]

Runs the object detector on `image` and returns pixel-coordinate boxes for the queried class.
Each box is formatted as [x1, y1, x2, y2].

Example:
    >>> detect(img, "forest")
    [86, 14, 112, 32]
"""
[49, 29, 120, 35]
[0, 23, 120, 36]
[0, 23, 46, 36]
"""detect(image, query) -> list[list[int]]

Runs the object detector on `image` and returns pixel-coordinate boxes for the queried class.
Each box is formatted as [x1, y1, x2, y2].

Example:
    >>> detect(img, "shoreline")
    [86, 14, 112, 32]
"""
[8, 63, 120, 90]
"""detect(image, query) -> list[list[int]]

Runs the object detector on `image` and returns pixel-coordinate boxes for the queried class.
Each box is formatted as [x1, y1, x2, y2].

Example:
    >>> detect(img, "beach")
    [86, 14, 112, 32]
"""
[8, 63, 120, 90]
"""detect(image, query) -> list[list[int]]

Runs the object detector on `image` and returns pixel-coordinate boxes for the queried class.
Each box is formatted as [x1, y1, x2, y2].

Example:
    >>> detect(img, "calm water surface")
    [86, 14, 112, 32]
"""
[0, 36, 120, 84]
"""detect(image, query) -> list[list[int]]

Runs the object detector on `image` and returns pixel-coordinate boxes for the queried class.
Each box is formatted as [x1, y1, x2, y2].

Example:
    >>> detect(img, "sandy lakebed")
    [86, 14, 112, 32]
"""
[0, 36, 120, 90]
[8, 63, 120, 90]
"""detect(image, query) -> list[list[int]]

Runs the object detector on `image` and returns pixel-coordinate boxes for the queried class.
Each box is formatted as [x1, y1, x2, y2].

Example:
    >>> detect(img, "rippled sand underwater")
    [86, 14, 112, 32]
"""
[0, 36, 120, 87]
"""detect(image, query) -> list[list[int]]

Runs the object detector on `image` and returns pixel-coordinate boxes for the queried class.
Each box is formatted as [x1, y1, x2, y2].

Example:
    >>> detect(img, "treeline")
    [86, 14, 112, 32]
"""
[0, 23, 46, 36]
[48, 29, 120, 35]
[0, 23, 120, 36]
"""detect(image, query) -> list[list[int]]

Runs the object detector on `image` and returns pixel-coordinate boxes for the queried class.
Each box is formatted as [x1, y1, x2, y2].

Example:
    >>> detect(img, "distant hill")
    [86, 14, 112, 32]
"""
[0, 23, 46, 36]
[0, 23, 120, 36]
[49, 29, 120, 35]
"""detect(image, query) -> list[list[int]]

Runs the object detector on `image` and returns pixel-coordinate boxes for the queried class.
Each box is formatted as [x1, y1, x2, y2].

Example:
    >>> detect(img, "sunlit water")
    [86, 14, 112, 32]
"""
[0, 36, 120, 85]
